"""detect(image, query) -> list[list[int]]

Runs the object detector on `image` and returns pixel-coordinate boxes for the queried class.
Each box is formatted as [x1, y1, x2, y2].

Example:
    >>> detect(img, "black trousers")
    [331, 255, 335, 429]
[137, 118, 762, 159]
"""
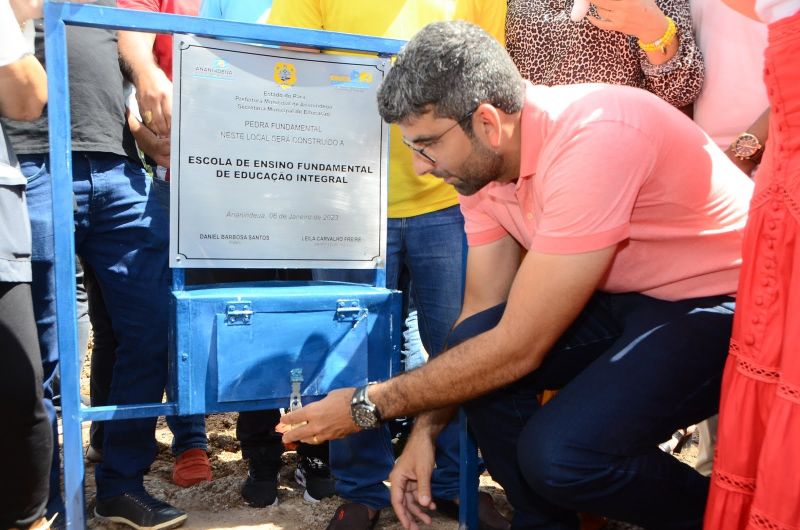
[0, 282, 52, 528]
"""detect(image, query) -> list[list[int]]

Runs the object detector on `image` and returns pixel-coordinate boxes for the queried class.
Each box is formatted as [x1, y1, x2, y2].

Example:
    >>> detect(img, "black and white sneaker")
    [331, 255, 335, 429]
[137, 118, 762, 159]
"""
[295, 456, 336, 503]
[94, 491, 187, 530]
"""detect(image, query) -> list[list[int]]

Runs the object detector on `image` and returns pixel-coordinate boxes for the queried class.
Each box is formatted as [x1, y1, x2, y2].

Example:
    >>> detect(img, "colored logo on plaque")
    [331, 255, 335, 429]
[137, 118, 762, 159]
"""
[192, 58, 234, 80]
[329, 69, 374, 90]
[274, 63, 297, 89]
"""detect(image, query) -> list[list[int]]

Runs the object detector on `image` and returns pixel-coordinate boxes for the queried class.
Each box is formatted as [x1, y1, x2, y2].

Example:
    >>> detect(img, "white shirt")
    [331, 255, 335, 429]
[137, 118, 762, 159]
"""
[0, 0, 32, 67]
[691, 0, 768, 149]
[756, 0, 800, 22]
[0, 0, 35, 186]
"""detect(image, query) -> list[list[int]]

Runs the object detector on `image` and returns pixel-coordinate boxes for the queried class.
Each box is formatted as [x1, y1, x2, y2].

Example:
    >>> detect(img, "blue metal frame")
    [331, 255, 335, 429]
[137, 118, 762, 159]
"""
[43, 2, 477, 528]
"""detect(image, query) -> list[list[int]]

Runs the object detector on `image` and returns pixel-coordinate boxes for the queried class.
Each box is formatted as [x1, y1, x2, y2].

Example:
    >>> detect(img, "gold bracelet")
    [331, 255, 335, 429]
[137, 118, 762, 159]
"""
[637, 16, 677, 54]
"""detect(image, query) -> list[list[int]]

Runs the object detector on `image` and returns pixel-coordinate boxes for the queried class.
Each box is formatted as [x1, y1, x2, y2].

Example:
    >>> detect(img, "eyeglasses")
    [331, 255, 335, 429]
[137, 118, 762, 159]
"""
[401, 109, 476, 165]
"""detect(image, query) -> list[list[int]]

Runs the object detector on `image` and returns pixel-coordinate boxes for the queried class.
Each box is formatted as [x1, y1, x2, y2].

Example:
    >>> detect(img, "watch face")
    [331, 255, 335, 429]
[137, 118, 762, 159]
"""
[353, 405, 378, 429]
[735, 134, 761, 158]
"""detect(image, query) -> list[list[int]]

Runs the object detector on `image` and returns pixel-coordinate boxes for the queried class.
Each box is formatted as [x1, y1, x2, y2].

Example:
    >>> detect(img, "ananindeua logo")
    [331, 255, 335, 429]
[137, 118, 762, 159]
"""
[193, 59, 235, 80]
[329, 69, 374, 90]
[274, 62, 297, 89]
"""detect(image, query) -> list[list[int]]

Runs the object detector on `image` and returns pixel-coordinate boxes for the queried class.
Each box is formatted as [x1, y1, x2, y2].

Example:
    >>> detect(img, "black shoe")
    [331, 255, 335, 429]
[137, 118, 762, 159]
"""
[295, 456, 336, 502]
[94, 491, 187, 530]
[241, 470, 279, 507]
[241, 450, 281, 507]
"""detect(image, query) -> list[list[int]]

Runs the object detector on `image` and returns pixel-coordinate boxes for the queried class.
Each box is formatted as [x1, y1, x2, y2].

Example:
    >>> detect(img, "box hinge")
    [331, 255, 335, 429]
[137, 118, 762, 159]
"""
[224, 301, 253, 326]
[336, 299, 366, 324]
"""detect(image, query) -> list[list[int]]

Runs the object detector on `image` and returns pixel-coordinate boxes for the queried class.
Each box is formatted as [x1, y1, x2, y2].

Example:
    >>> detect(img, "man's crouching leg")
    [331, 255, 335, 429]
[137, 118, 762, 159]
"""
[516, 293, 734, 530]
[447, 303, 590, 529]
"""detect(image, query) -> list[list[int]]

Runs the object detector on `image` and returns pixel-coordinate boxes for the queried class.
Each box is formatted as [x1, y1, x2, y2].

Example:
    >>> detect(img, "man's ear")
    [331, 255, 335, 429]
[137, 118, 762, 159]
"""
[474, 103, 503, 149]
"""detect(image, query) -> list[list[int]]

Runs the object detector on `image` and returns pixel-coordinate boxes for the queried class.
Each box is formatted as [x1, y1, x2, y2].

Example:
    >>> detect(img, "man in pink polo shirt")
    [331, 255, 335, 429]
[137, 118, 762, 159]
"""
[278, 20, 754, 529]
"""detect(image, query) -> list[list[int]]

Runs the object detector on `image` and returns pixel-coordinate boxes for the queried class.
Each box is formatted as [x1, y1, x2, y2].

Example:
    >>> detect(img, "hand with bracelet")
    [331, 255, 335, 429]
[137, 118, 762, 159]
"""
[580, 0, 680, 64]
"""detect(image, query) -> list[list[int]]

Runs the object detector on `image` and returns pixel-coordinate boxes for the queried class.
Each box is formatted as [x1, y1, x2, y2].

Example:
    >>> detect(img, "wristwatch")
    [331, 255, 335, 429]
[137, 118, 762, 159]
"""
[350, 383, 382, 429]
[730, 132, 764, 162]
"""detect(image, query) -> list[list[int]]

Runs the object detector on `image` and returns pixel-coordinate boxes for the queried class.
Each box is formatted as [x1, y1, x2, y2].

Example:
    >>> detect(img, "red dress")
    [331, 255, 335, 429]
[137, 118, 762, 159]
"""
[705, 11, 800, 530]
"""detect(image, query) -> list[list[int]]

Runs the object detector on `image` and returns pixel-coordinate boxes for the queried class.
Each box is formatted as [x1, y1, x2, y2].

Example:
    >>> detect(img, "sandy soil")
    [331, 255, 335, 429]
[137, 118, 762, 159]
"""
[72, 410, 693, 529]
[77, 413, 514, 530]
[71, 359, 693, 529]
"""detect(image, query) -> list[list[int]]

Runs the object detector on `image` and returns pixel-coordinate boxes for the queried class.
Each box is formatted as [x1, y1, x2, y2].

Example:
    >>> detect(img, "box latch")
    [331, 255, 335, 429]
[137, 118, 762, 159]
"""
[225, 301, 253, 326]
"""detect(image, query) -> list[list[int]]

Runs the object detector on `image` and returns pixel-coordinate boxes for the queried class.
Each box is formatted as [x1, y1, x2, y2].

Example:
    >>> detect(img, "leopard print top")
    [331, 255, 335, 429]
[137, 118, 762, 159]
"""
[506, 0, 705, 108]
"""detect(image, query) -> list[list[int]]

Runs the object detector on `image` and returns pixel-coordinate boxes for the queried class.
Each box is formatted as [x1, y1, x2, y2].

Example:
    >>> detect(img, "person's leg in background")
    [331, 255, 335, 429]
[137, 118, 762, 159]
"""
[0, 282, 53, 530]
[85, 176, 211, 485]
[147, 176, 210, 488]
[236, 409, 285, 508]
[386, 280, 421, 454]
[83, 261, 116, 461]
[0, 181, 53, 529]
[18, 154, 65, 518]
[320, 228, 403, 525]
[75, 258, 90, 395]
[51, 257, 91, 411]
[235, 406, 335, 506]
[403, 205, 467, 505]
[74, 154, 185, 527]
[219, 266, 334, 506]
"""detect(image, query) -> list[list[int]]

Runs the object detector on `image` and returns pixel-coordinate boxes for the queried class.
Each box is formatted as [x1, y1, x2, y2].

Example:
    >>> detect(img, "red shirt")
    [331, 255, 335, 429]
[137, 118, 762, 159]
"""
[118, 0, 201, 79]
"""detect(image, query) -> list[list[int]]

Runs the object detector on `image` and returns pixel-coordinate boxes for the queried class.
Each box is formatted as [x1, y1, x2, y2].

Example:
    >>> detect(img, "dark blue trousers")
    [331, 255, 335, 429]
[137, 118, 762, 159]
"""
[448, 292, 734, 530]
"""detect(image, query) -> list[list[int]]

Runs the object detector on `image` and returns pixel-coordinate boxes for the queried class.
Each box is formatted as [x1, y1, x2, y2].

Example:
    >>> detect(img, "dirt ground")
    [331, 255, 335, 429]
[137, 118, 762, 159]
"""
[70, 340, 516, 529]
[77, 413, 514, 530]
[72, 411, 696, 529]
[71, 359, 694, 529]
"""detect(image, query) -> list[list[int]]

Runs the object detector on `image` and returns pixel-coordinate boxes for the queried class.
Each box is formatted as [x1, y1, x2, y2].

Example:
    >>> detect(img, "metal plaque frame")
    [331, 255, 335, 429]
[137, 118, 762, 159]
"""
[42, 2, 478, 529]
[171, 36, 390, 269]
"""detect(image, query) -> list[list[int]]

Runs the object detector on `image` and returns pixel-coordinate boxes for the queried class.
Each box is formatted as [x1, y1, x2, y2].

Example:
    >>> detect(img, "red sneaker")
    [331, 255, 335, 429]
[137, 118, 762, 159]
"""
[172, 448, 212, 487]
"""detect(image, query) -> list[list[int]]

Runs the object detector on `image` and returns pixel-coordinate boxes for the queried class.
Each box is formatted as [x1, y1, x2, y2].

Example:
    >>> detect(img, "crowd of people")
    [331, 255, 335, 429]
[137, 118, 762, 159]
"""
[1, 0, 798, 529]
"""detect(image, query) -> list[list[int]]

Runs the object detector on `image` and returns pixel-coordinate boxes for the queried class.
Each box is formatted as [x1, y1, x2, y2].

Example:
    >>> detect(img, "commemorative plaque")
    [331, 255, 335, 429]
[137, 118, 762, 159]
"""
[170, 35, 390, 268]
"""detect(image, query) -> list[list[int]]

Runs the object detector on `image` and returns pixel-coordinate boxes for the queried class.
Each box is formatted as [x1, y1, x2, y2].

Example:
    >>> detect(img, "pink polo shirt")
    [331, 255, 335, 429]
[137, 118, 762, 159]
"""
[460, 82, 754, 301]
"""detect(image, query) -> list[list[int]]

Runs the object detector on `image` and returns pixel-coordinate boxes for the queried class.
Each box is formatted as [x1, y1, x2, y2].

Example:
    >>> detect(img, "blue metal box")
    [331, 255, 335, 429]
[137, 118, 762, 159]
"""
[171, 281, 402, 415]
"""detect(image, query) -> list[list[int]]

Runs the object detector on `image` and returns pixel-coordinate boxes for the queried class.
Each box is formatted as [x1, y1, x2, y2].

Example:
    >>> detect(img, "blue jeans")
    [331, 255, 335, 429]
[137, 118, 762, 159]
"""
[83, 260, 207, 458]
[139, 177, 206, 457]
[448, 293, 735, 530]
[20, 153, 206, 504]
[315, 205, 467, 508]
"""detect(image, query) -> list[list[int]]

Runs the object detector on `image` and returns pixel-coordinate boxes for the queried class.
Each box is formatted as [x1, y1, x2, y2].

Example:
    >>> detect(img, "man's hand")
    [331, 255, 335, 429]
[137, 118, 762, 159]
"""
[587, 0, 669, 42]
[127, 110, 170, 167]
[118, 30, 171, 137]
[276, 387, 358, 445]
[389, 434, 437, 530]
[135, 66, 172, 138]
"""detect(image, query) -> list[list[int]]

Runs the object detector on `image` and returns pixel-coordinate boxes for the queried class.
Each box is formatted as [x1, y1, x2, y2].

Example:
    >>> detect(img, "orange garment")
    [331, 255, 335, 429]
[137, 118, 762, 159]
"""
[704, 11, 800, 530]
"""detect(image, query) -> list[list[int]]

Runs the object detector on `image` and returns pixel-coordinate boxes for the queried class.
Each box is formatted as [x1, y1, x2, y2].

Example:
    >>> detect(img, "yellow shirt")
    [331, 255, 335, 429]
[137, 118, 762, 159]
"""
[267, 0, 506, 218]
